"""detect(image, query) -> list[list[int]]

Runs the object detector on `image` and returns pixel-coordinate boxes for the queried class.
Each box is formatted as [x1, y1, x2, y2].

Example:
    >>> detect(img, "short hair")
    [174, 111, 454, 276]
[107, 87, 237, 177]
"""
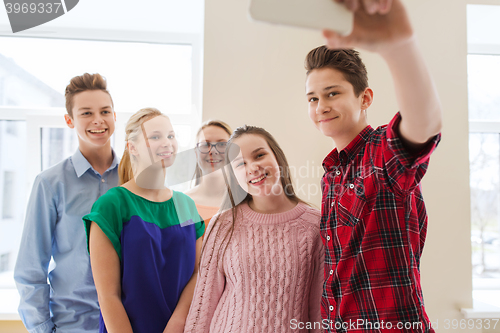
[305, 46, 368, 97]
[64, 73, 113, 117]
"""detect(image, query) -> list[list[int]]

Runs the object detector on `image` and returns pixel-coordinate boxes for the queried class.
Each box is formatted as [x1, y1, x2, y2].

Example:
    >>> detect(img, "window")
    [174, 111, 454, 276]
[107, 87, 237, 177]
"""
[0, 254, 9, 273]
[469, 131, 500, 279]
[0, 35, 202, 292]
[0, 0, 205, 319]
[467, 5, 500, 293]
[41, 128, 80, 171]
[0, 37, 195, 114]
[0, 121, 26, 279]
[1, 171, 15, 219]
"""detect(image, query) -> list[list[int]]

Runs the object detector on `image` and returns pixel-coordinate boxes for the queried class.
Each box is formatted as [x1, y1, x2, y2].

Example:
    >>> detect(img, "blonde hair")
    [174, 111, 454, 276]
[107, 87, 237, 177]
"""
[118, 107, 168, 184]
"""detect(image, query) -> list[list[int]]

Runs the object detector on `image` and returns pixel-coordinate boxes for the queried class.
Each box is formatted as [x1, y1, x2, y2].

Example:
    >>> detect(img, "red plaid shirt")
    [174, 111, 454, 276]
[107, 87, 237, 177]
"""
[320, 113, 440, 333]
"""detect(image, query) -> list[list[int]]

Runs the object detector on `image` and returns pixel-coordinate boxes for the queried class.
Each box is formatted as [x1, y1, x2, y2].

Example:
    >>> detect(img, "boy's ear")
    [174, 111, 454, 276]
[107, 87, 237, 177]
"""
[64, 114, 75, 129]
[360, 87, 374, 110]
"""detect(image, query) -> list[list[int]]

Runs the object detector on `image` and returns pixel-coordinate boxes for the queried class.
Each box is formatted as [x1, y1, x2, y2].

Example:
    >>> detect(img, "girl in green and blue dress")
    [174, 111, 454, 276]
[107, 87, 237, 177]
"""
[83, 108, 204, 333]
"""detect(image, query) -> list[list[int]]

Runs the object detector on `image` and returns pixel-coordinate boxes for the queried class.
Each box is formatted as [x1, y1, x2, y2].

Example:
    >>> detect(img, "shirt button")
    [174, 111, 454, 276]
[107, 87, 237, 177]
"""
[349, 183, 354, 189]
[330, 270, 333, 275]
[331, 202, 334, 207]
[329, 305, 334, 311]
[327, 236, 331, 241]
[101, 179, 105, 183]
[335, 170, 341, 176]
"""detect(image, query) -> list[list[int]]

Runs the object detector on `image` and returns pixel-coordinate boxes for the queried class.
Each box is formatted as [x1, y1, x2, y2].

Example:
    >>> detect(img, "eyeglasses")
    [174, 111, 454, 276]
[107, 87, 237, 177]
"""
[196, 142, 227, 154]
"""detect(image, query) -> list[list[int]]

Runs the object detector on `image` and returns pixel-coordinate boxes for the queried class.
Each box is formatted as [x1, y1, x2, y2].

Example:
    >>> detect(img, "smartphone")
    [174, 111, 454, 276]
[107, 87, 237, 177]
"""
[249, 0, 353, 35]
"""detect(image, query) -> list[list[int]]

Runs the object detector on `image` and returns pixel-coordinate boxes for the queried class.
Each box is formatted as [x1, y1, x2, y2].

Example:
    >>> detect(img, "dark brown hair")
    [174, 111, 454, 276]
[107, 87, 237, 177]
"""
[305, 46, 368, 97]
[201, 125, 309, 270]
[193, 120, 232, 185]
[64, 73, 113, 117]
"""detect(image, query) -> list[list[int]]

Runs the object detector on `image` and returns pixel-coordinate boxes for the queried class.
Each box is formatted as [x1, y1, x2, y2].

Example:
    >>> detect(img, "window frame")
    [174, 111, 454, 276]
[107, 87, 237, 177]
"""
[0, 27, 204, 187]
[0, 28, 203, 320]
[468, 43, 500, 291]
[0, 26, 204, 127]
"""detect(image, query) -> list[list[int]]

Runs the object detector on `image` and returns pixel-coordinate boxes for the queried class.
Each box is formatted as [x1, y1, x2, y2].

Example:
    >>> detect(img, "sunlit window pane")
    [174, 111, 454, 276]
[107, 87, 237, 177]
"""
[0, 36, 195, 291]
[467, 55, 500, 121]
[0, 120, 26, 285]
[0, 37, 192, 114]
[469, 132, 500, 279]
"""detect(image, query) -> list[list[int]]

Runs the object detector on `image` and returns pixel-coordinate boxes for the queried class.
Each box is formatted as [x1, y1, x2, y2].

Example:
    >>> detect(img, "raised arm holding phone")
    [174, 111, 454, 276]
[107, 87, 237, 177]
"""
[325, 0, 442, 146]
[306, 0, 442, 331]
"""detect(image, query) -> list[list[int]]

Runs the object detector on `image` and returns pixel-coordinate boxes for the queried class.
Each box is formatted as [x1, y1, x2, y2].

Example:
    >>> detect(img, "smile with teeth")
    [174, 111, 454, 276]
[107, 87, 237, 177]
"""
[207, 159, 222, 163]
[249, 174, 267, 184]
[158, 152, 173, 157]
[89, 129, 107, 134]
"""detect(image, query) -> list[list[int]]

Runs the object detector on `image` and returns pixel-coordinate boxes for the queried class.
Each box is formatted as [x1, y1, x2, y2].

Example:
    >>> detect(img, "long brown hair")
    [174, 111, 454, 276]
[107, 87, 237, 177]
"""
[118, 108, 167, 185]
[201, 125, 309, 269]
[193, 120, 232, 186]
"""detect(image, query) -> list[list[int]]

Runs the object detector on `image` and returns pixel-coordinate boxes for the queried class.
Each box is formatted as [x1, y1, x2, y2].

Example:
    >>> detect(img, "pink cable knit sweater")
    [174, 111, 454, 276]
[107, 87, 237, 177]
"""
[184, 202, 324, 333]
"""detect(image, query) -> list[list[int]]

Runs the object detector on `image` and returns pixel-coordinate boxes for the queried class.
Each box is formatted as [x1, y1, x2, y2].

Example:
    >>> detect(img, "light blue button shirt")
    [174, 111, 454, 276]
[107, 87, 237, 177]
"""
[14, 149, 119, 333]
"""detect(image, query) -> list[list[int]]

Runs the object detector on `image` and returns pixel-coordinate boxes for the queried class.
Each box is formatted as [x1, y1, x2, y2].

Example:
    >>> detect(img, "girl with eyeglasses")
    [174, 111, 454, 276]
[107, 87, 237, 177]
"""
[184, 126, 324, 333]
[185, 120, 232, 231]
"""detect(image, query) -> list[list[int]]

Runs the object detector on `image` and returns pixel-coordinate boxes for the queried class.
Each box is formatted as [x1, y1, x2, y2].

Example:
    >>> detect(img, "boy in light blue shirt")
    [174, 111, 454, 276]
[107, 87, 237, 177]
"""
[14, 73, 119, 333]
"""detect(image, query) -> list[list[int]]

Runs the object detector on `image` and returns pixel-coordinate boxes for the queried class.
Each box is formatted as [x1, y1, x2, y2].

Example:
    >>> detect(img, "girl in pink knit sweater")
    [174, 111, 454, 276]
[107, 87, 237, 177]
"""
[184, 126, 324, 333]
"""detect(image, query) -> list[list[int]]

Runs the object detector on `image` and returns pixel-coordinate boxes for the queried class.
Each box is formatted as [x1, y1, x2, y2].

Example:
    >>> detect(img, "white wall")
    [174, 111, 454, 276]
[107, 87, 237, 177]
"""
[203, 0, 329, 208]
[202, 0, 484, 332]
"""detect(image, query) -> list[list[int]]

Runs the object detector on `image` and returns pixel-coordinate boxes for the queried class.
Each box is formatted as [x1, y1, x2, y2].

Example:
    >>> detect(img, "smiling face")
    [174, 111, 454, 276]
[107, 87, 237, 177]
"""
[128, 116, 178, 170]
[229, 134, 282, 198]
[196, 125, 230, 174]
[65, 90, 116, 154]
[306, 67, 373, 148]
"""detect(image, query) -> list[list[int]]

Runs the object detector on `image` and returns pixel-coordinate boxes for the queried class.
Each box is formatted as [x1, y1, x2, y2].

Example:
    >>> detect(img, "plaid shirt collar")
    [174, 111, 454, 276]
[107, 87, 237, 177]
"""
[322, 125, 374, 173]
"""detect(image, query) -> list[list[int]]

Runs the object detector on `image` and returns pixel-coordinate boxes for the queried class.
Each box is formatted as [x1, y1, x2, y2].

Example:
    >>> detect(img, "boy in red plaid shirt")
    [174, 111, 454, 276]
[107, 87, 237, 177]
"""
[305, 0, 442, 332]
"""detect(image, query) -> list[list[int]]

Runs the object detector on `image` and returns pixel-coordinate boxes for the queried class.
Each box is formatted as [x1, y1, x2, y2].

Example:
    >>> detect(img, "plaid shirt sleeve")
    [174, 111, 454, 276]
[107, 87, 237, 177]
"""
[381, 112, 441, 194]
[320, 113, 441, 333]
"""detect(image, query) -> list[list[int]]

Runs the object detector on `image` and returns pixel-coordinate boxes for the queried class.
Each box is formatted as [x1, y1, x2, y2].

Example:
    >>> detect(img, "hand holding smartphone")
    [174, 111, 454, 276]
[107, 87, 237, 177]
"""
[249, 0, 353, 35]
